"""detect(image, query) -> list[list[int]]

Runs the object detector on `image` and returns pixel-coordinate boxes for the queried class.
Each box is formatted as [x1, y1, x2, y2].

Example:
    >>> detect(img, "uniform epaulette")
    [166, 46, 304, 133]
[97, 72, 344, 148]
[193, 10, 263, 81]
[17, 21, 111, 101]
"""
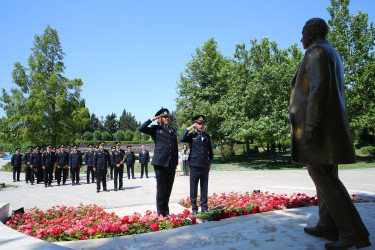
[188, 131, 193, 134]
[110, 152, 112, 155]
[42, 154, 44, 156]
[93, 152, 96, 155]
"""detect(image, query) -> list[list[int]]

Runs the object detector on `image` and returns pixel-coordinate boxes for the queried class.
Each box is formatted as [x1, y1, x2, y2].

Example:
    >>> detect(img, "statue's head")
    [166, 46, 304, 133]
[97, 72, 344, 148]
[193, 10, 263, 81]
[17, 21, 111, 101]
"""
[301, 18, 329, 49]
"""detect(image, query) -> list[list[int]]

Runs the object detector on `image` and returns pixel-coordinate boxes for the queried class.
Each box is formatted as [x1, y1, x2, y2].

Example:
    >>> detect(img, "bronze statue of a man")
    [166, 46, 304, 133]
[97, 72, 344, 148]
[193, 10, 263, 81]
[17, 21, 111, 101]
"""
[289, 18, 371, 249]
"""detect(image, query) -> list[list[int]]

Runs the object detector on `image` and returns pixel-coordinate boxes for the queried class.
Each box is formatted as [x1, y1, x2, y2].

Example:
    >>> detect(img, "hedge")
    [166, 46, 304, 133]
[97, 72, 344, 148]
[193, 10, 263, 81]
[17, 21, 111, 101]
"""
[360, 146, 375, 155]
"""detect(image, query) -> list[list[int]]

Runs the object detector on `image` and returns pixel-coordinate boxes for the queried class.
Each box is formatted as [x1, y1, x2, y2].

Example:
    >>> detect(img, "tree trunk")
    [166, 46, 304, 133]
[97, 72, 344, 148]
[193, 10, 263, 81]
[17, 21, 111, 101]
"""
[245, 138, 250, 157]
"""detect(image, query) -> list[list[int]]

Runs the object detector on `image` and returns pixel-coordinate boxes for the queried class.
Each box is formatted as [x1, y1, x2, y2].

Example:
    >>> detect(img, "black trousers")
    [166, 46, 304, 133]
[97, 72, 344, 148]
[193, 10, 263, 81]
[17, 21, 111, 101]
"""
[36, 166, 43, 183]
[109, 165, 114, 179]
[29, 167, 35, 184]
[71, 167, 80, 184]
[55, 167, 63, 184]
[25, 165, 32, 182]
[113, 165, 124, 189]
[307, 164, 369, 240]
[13, 166, 21, 181]
[190, 166, 209, 212]
[154, 164, 175, 216]
[96, 168, 107, 191]
[87, 166, 95, 183]
[43, 167, 54, 186]
[62, 167, 69, 184]
[126, 164, 135, 178]
[141, 163, 148, 177]
[183, 160, 189, 175]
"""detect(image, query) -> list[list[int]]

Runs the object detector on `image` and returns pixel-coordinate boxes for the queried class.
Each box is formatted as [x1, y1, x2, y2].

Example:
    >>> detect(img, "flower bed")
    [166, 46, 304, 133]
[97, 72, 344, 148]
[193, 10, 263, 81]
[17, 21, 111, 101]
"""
[6, 204, 197, 242]
[179, 191, 369, 221]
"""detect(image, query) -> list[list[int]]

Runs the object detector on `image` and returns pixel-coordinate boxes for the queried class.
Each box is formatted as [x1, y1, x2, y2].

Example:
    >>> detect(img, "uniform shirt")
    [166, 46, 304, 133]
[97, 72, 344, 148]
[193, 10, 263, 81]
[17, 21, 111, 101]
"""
[125, 151, 136, 165]
[69, 151, 82, 168]
[42, 151, 56, 168]
[180, 129, 213, 168]
[138, 150, 150, 164]
[11, 153, 23, 168]
[93, 149, 110, 170]
[110, 148, 125, 166]
[56, 151, 69, 167]
[23, 151, 32, 165]
[139, 119, 178, 168]
[84, 151, 95, 166]
[31, 152, 42, 167]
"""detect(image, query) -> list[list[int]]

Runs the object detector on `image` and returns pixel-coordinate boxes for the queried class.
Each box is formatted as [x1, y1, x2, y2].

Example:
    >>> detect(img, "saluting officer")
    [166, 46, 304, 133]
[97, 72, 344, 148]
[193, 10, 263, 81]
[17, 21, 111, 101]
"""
[69, 145, 82, 185]
[56, 145, 69, 185]
[125, 146, 136, 179]
[180, 115, 213, 214]
[93, 141, 110, 193]
[42, 144, 56, 187]
[85, 144, 95, 184]
[110, 142, 125, 191]
[30, 146, 43, 184]
[11, 148, 23, 182]
[139, 108, 178, 217]
[23, 146, 33, 184]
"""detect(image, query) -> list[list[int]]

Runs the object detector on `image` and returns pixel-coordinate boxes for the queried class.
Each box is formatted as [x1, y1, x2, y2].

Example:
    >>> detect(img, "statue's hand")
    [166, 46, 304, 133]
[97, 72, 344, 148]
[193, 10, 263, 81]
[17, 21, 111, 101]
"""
[303, 125, 314, 144]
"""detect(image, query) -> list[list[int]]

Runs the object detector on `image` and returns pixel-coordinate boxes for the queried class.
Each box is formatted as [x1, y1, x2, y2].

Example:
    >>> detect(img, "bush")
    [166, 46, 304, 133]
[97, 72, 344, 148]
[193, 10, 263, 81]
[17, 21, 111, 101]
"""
[360, 146, 375, 155]
[0, 142, 33, 153]
[115, 130, 126, 141]
[124, 130, 134, 141]
[102, 131, 112, 141]
[75, 140, 154, 146]
[93, 130, 102, 141]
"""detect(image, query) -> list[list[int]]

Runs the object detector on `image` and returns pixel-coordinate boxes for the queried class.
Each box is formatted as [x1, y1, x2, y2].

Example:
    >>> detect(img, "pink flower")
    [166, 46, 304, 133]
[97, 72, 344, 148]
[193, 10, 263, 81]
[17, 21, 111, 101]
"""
[149, 223, 159, 231]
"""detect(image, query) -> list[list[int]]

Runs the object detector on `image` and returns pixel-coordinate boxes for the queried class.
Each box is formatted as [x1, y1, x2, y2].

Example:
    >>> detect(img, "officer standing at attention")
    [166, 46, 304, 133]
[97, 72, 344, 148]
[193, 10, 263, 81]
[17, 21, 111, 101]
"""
[69, 145, 82, 185]
[180, 115, 213, 214]
[85, 144, 95, 184]
[56, 145, 69, 185]
[139, 108, 178, 217]
[139, 145, 150, 178]
[125, 146, 136, 179]
[23, 146, 33, 184]
[42, 144, 56, 187]
[30, 146, 43, 184]
[110, 142, 125, 191]
[93, 141, 110, 193]
[11, 148, 23, 182]
[108, 146, 115, 179]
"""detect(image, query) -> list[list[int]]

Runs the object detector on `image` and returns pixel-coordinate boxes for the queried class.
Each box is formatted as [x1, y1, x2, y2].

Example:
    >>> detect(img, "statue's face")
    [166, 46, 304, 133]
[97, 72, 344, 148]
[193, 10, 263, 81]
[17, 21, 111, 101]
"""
[301, 26, 312, 50]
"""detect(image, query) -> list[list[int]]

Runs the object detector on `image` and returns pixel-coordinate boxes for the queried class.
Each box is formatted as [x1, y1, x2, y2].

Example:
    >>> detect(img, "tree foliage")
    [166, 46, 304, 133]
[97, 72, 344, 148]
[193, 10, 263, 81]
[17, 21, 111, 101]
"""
[327, 0, 375, 142]
[118, 109, 139, 132]
[0, 26, 89, 145]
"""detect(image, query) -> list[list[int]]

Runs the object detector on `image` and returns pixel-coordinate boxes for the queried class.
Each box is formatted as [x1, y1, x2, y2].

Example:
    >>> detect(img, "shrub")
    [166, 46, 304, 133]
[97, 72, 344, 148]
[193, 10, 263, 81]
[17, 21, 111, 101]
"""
[93, 130, 102, 141]
[115, 130, 126, 141]
[360, 146, 375, 155]
[124, 130, 134, 141]
[83, 131, 93, 141]
[102, 131, 112, 141]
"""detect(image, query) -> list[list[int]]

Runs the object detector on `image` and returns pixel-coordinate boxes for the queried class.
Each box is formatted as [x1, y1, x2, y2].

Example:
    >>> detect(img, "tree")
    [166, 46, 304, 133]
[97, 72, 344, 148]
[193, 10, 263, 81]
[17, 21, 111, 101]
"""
[0, 26, 89, 145]
[133, 130, 142, 143]
[87, 113, 102, 132]
[118, 109, 139, 132]
[104, 113, 118, 138]
[93, 130, 102, 141]
[101, 131, 112, 141]
[327, 0, 375, 143]
[114, 130, 126, 141]
[176, 38, 231, 161]
[83, 131, 93, 141]
[124, 129, 134, 141]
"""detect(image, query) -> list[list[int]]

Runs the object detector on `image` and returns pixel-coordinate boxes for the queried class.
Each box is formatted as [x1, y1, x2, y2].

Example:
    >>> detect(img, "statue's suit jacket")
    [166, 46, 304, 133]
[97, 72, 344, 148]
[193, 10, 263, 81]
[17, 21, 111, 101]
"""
[289, 39, 356, 165]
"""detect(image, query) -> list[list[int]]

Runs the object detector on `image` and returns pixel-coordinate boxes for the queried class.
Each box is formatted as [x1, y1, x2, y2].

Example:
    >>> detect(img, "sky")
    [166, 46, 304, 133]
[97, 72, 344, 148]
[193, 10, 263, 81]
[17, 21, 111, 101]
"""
[1, 0, 374, 123]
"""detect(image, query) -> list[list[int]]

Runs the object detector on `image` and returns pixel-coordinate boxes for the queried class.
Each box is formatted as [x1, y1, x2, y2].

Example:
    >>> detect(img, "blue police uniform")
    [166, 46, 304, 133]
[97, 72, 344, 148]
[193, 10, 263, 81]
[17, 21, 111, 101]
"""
[56, 151, 69, 185]
[23, 148, 33, 183]
[110, 148, 125, 190]
[11, 152, 23, 182]
[93, 148, 110, 192]
[69, 150, 82, 185]
[42, 150, 56, 187]
[125, 150, 136, 179]
[138, 149, 150, 178]
[85, 150, 95, 183]
[139, 110, 178, 217]
[31, 151, 43, 183]
[180, 125, 213, 213]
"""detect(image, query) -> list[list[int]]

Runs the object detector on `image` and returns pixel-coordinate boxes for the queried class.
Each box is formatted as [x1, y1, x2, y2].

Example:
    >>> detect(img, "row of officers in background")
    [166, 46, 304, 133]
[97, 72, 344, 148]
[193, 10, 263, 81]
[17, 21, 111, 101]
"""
[10, 143, 150, 192]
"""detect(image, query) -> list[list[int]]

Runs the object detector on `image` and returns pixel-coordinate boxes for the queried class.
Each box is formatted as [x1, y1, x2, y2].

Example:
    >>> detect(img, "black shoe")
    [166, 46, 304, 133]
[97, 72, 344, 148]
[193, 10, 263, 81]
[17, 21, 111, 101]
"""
[140, 176, 143, 178]
[76, 183, 81, 185]
[72, 183, 75, 186]
[146, 176, 149, 178]
[132, 177, 136, 179]
[128, 177, 130, 179]
[31, 183, 34, 185]
[87, 181, 90, 184]
[201, 209, 208, 213]
[57, 183, 60, 186]
[304, 227, 339, 241]
[103, 188, 109, 192]
[45, 185, 47, 188]
[97, 190, 100, 193]
[13, 180, 16, 182]
[114, 188, 117, 191]
[191, 210, 198, 215]
[48, 184, 52, 187]
[325, 237, 371, 249]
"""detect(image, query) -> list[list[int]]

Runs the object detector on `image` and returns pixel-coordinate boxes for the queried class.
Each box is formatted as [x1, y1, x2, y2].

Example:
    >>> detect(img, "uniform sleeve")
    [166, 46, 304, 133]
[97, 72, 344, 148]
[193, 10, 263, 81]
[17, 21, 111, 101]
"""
[41, 154, 45, 166]
[138, 119, 154, 136]
[180, 129, 192, 142]
[69, 153, 72, 167]
[93, 153, 97, 168]
[11, 155, 14, 166]
[207, 134, 214, 164]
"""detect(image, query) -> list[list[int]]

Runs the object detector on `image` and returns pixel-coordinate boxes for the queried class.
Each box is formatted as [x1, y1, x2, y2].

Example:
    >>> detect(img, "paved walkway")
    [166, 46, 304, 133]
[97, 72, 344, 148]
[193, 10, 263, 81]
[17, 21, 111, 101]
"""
[0, 160, 374, 249]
